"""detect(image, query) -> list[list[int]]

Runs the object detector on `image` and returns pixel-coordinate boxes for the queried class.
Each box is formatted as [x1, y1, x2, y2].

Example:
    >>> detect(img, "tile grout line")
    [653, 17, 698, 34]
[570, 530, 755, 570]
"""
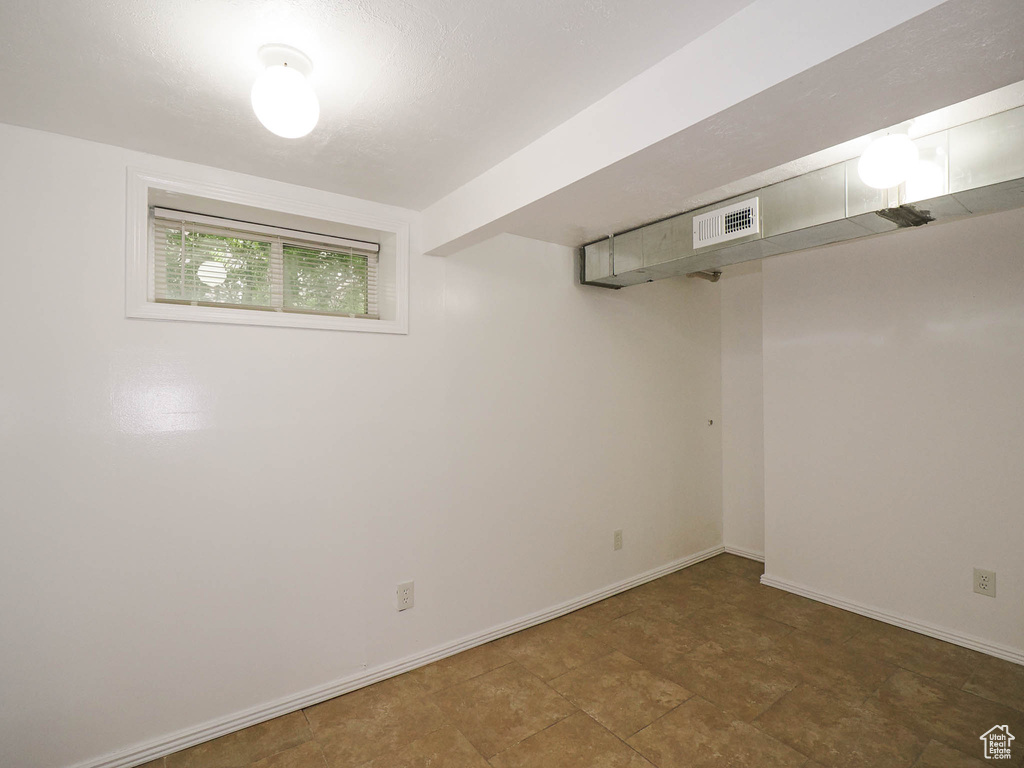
[634, 693, 812, 766]
[583, 708, 673, 767]
[484, 708, 581, 765]
[747, 674, 1020, 768]
[416, 656, 517, 699]
[619, 691, 698, 744]
[431, 659, 582, 764]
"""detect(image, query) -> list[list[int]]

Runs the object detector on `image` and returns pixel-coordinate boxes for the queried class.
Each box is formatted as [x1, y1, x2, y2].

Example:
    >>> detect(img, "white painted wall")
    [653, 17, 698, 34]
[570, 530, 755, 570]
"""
[720, 262, 765, 557]
[762, 208, 1024, 657]
[0, 123, 723, 768]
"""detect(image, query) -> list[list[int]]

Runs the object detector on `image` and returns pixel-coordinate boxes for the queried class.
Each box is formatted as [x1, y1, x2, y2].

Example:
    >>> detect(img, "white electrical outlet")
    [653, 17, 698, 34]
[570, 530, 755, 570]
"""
[397, 581, 414, 611]
[613, 529, 623, 551]
[974, 568, 996, 597]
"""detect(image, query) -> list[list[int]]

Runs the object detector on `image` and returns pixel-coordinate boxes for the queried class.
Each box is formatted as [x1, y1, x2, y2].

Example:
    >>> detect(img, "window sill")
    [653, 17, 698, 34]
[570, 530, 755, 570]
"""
[126, 299, 404, 333]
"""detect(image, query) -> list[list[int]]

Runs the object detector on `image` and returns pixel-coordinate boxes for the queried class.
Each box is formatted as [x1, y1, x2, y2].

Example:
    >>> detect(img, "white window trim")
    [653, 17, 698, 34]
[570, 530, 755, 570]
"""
[126, 168, 410, 334]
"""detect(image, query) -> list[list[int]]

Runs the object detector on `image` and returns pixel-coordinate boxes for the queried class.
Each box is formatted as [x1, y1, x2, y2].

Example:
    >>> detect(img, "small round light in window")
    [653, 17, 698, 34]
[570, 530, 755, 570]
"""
[197, 261, 227, 286]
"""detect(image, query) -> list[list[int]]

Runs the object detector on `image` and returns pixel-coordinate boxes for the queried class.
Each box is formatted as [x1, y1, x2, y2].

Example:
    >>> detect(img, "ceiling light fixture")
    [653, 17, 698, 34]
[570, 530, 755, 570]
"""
[857, 132, 919, 190]
[904, 159, 946, 203]
[251, 44, 319, 139]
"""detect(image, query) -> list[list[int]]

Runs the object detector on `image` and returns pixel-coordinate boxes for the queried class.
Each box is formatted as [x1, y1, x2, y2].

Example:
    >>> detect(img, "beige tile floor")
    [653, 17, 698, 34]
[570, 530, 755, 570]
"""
[145, 554, 1024, 768]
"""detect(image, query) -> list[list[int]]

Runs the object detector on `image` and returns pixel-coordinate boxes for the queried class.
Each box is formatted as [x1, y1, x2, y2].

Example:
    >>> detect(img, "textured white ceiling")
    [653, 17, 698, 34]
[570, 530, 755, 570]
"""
[421, 0, 1024, 252]
[0, 0, 754, 209]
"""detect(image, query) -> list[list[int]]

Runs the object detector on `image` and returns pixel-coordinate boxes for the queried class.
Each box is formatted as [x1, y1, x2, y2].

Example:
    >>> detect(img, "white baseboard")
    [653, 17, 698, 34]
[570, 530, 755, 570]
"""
[723, 545, 765, 562]
[760, 573, 1024, 667]
[74, 544, 727, 768]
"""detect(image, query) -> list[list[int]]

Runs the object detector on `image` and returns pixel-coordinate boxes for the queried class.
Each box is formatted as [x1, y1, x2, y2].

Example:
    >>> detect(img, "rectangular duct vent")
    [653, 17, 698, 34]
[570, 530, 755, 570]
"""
[693, 197, 759, 248]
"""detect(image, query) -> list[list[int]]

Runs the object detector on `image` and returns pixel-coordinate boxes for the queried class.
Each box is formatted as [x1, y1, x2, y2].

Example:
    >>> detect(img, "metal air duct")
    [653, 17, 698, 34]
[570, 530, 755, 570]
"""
[581, 106, 1024, 288]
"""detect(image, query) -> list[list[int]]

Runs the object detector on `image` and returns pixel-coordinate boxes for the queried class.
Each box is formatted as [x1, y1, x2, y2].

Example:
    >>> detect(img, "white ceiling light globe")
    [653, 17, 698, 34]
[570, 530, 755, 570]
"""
[904, 159, 945, 203]
[251, 46, 319, 139]
[251, 64, 319, 138]
[858, 133, 919, 190]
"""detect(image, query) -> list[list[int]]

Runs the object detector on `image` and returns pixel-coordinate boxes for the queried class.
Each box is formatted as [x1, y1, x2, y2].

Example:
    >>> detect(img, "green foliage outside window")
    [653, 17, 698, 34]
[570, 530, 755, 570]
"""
[161, 230, 370, 315]
[162, 228, 272, 306]
[283, 245, 369, 315]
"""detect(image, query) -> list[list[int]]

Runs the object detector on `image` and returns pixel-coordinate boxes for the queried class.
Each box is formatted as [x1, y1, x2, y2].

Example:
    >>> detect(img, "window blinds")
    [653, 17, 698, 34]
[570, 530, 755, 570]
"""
[151, 209, 379, 318]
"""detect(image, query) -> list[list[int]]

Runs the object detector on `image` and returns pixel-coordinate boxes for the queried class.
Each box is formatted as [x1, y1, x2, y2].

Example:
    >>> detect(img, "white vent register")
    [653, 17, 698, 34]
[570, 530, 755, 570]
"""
[692, 197, 759, 248]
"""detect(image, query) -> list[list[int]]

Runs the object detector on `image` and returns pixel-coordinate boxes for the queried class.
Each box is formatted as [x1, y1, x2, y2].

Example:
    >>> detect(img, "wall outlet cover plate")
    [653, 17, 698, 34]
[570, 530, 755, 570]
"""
[397, 581, 415, 611]
[973, 568, 996, 597]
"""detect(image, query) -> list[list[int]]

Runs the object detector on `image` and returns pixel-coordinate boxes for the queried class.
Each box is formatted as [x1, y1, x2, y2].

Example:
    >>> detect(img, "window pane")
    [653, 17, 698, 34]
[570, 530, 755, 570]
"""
[283, 244, 369, 315]
[162, 228, 272, 306]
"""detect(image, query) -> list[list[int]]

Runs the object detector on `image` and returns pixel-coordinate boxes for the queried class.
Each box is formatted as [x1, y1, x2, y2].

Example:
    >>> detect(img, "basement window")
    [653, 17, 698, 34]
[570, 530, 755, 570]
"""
[152, 210, 378, 318]
[126, 169, 409, 334]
